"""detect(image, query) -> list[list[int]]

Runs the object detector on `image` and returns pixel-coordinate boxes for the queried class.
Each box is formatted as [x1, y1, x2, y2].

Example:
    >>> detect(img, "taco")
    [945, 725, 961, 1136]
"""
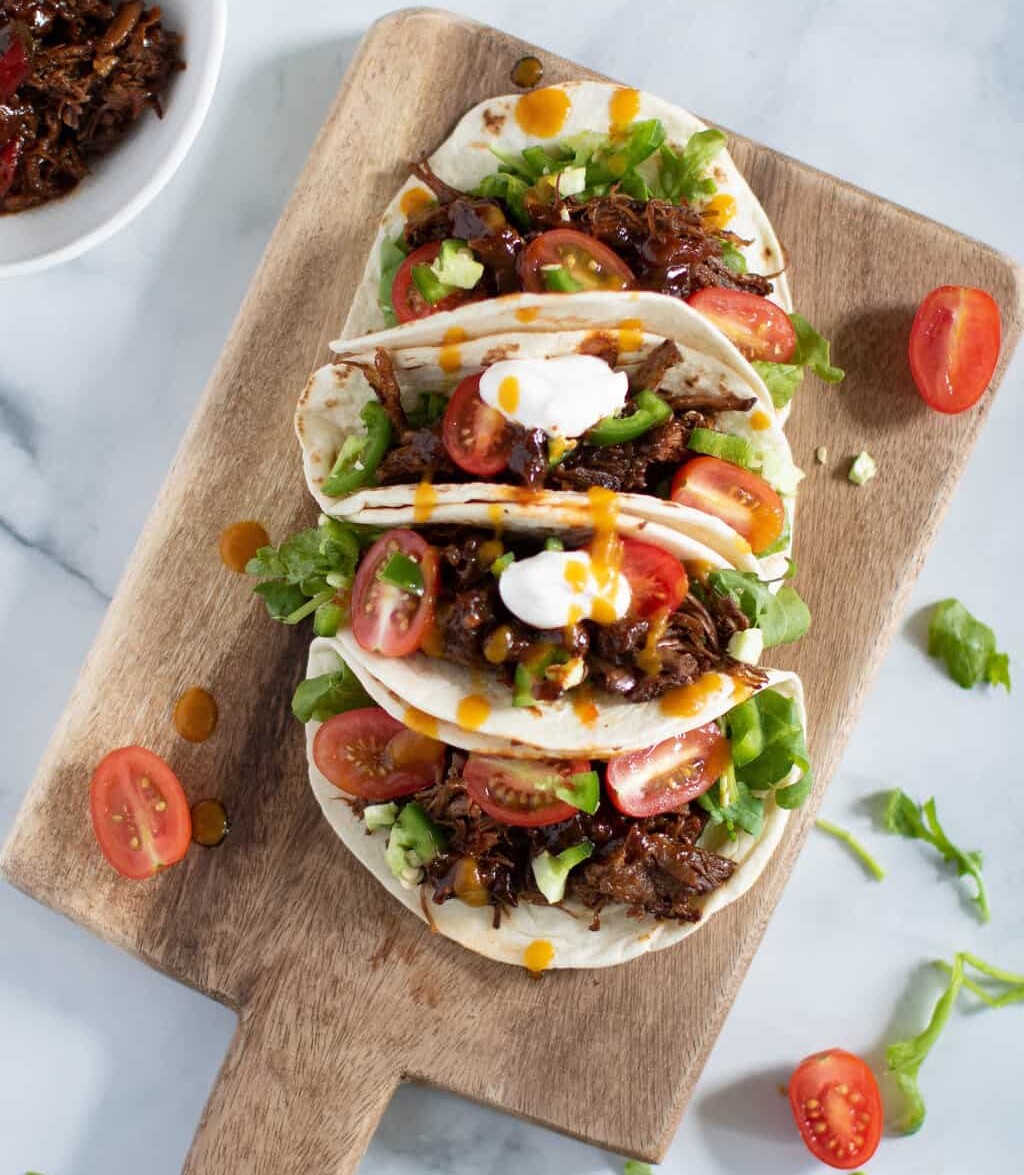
[301, 638, 810, 970]
[338, 81, 843, 417]
[248, 498, 810, 759]
[296, 292, 802, 579]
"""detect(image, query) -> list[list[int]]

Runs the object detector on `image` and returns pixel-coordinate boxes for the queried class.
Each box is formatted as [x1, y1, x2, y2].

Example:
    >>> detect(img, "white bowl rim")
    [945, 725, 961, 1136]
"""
[0, 0, 228, 278]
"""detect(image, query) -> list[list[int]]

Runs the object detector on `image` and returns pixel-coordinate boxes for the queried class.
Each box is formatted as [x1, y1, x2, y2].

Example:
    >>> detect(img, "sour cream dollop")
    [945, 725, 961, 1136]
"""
[479, 355, 629, 438]
[498, 549, 631, 629]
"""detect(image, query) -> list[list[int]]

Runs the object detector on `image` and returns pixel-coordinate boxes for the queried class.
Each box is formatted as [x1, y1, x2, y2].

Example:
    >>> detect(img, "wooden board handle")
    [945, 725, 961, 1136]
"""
[183, 999, 400, 1175]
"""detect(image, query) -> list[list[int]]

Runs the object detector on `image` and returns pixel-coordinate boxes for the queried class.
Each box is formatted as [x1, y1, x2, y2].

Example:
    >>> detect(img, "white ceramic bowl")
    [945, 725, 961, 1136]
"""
[0, 0, 227, 277]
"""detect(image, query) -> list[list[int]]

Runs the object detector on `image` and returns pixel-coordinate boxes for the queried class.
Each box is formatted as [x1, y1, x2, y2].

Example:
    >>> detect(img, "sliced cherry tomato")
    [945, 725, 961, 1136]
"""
[89, 746, 192, 880]
[670, 455, 785, 554]
[351, 529, 439, 657]
[0, 33, 30, 104]
[313, 707, 445, 800]
[441, 372, 515, 476]
[605, 724, 730, 817]
[789, 1049, 883, 1169]
[463, 755, 591, 827]
[620, 537, 688, 618]
[521, 229, 634, 294]
[0, 138, 21, 200]
[908, 285, 1001, 414]
[391, 241, 486, 323]
[687, 288, 797, 363]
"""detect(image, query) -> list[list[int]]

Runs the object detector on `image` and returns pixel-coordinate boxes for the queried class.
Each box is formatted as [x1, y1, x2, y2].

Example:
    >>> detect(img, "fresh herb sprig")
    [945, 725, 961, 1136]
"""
[928, 599, 1011, 692]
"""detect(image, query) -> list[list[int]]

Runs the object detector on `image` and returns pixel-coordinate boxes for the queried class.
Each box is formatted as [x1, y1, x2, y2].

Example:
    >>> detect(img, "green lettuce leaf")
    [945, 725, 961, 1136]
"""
[751, 314, 844, 408]
[881, 789, 989, 923]
[656, 128, 726, 204]
[750, 361, 803, 410]
[927, 598, 1011, 692]
[292, 662, 371, 722]
[378, 235, 409, 328]
[704, 570, 810, 647]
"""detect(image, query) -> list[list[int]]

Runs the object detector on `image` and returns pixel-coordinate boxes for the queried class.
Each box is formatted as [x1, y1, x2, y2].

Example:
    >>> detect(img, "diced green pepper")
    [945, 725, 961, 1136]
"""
[541, 264, 584, 292]
[554, 770, 600, 815]
[322, 401, 393, 496]
[532, 840, 595, 903]
[377, 551, 425, 596]
[687, 427, 758, 469]
[412, 262, 455, 305]
[313, 600, 345, 637]
[586, 390, 672, 446]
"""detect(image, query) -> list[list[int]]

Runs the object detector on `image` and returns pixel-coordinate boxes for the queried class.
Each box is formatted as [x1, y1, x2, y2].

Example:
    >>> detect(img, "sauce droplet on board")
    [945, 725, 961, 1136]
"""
[439, 325, 467, 374]
[660, 673, 727, 717]
[173, 687, 218, 743]
[515, 86, 570, 138]
[219, 521, 269, 573]
[191, 798, 230, 847]
[456, 694, 491, 730]
[400, 186, 434, 217]
[524, 939, 555, 974]
[609, 86, 640, 130]
[510, 54, 544, 89]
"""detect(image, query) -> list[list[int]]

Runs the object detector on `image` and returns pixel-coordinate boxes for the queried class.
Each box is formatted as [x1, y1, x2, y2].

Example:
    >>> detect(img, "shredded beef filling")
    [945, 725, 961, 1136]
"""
[1, 2, 183, 212]
[423, 526, 765, 704]
[402, 754, 737, 925]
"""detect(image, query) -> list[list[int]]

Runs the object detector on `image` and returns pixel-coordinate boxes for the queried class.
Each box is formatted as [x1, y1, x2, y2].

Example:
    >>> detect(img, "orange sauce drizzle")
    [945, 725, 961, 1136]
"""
[617, 318, 644, 352]
[173, 687, 218, 743]
[403, 707, 439, 739]
[498, 375, 520, 413]
[660, 673, 727, 717]
[524, 939, 556, 974]
[563, 558, 588, 592]
[419, 619, 445, 658]
[515, 86, 570, 138]
[219, 520, 269, 573]
[515, 306, 539, 323]
[586, 486, 624, 624]
[399, 187, 434, 217]
[456, 694, 491, 730]
[609, 86, 640, 130]
[702, 193, 737, 229]
[413, 479, 438, 524]
[570, 688, 599, 727]
[636, 608, 670, 678]
[487, 502, 506, 531]
[439, 326, 467, 374]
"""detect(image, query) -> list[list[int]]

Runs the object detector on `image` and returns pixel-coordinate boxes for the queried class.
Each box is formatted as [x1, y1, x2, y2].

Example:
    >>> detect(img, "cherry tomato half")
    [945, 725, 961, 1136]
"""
[619, 537, 689, 618]
[687, 288, 797, 363]
[605, 724, 730, 817]
[0, 34, 30, 104]
[521, 229, 634, 293]
[89, 746, 192, 879]
[789, 1049, 883, 1170]
[463, 755, 591, 826]
[908, 285, 1001, 414]
[441, 372, 516, 476]
[391, 241, 486, 324]
[313, 707, 445, 800]
[670, 455, 785, 555]
[351, 529, 439, 657]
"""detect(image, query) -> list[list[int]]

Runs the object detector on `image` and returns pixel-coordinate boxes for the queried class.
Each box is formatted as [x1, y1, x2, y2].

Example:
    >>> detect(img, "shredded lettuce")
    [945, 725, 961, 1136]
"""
[880, 789, 989, 923]
[887, 952, 1024, 1134]
[655, 128, 726, 204]
[700, 689, 811, 838]
[751, 314, 844, 409]
[377, 235, 409, 328]
[704, 570, 810, 647]
[927, 598, 1011, 692]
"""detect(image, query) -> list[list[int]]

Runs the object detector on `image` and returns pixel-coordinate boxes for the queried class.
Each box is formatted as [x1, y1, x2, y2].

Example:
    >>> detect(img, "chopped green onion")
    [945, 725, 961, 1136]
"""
[313, 600, 345, 637]
[364, 802, 399, 832]
[815, 818, 885, 881]
[541, 264, 584, 292]
[687, 427, 758, 469]
[587, 390, 672, 446]
[848, 450, 877, 485]
[284, 587, 335, 625]
[377, 552, 425, 596]
[532, 841, 594, 904]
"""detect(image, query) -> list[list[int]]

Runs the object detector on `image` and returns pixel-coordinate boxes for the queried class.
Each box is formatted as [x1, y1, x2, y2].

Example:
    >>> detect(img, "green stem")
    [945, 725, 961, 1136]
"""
[815, 818, 886, 881]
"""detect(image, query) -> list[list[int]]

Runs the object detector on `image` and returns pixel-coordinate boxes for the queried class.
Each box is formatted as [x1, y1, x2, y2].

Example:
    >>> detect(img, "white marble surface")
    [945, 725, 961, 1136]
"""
[1, 1, 1021, 1172]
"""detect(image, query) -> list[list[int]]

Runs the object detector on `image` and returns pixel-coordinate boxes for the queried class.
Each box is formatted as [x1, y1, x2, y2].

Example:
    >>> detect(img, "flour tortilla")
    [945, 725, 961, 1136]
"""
[297, 294, 799, 578]
[305, 637, 806, 969]
[325, 497, 775, 755]
[337, 80, 791, 346]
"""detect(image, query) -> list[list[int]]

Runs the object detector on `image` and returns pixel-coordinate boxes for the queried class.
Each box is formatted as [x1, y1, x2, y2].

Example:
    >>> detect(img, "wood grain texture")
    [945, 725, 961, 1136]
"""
[2, 9, 1021, 1171]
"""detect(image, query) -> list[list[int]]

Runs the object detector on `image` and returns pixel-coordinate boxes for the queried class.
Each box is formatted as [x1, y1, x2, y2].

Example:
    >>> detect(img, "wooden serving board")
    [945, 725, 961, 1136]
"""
[3, 9, 1021, 1171]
